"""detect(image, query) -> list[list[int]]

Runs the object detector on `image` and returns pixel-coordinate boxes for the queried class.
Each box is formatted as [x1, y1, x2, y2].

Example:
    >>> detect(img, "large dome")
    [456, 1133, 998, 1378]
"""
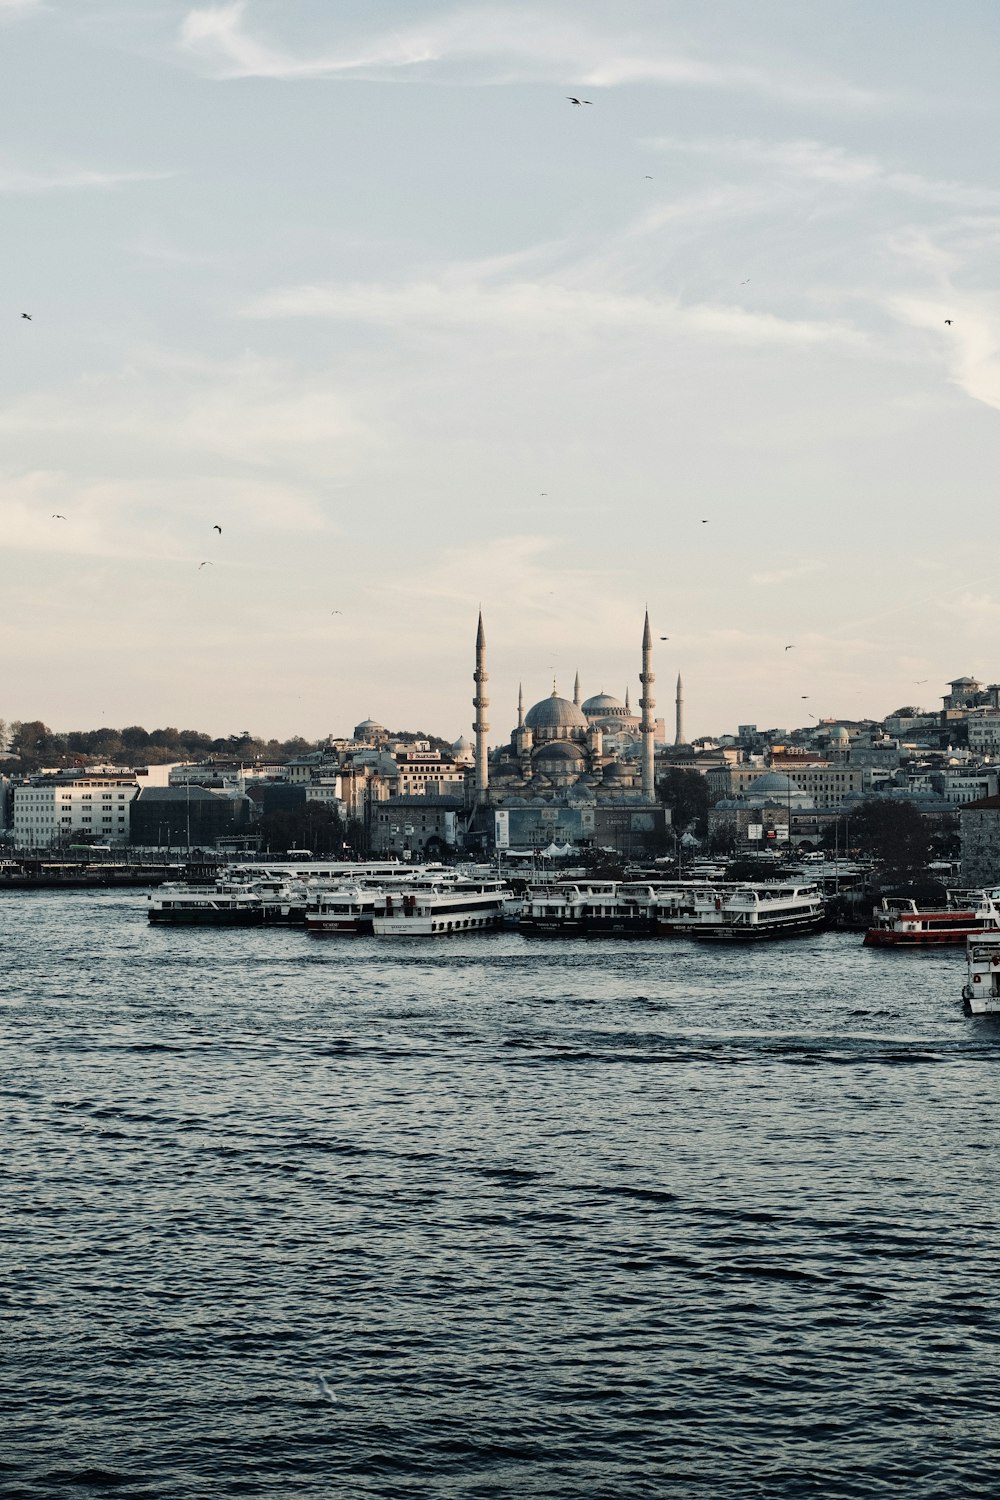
[746, 771, 813, 807]
[524, 689, 588, 734]
[533, 740, 585, 763]
[582, 692, 631, 720]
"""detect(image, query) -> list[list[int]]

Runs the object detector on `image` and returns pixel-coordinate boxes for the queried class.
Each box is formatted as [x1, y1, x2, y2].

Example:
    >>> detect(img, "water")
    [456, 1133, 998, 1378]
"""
[3, 890, 999, 1499]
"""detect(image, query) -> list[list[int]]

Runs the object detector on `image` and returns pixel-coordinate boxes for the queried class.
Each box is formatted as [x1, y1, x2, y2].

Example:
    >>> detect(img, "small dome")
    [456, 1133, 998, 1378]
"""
[354, 718, 386, 740]
[602, 761, 632, 782]
[524, 690, 588, 733]
[829, 726, 850, 743]
[451, 734, 474, 763]
[582, 692, 631, 720]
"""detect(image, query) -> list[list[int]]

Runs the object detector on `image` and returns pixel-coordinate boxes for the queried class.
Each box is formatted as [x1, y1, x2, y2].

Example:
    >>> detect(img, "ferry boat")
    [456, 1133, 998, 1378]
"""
[521, 881, 617, 937]
[149, 880, 266, 925]
[863, 889, 1000, 948]
[688, 883, 826, 942]
[148, 875, 307, 925]
[371, 880, 514, 936]
[962, 934, 1000, 1013]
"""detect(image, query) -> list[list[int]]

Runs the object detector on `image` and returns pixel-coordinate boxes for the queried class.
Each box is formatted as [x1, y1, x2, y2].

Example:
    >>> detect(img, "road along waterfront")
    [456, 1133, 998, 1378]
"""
[3, 890, 999, 1499]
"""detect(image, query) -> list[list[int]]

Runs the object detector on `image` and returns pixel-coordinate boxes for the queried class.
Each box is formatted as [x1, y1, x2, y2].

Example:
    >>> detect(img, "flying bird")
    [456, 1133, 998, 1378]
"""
[914, 678, 927, 684]
[21, 313, 31, 320]
[644, 175, 653, 179]
[740, 279, 751, 285]
[314, 1374, 339, 1404]
[52, 513, 66, 519]
[659, 636, 669, 640]
[198, 561, 213, 569]
[566, 97, 592, 105]
[701, 519, 710, 524]
[213, 524, 222, 534]
[784, 644, 795, 651]
[801, 695, 809, 699]
[331, 609, 343, 614]
[944, 319, 952, 325]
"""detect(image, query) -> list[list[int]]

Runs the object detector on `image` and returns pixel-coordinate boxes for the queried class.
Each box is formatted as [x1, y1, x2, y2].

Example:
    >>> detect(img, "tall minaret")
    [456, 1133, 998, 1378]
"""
[675, 673, 685, 746]
[517, 683, 524, 729]
[474, 612, 489, 797]
[573, 671, 581, 707]
[639, 611, 655, 798]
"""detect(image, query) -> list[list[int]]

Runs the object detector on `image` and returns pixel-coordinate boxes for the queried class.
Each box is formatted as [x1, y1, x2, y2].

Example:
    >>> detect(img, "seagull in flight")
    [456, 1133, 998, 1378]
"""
[785, 644, 795, 651]
[213, 524, 222, 534]
[52, 513, 67, 519]
[914, 678, 928, 684]
[21, 313, 31, 320]
[944, 319, 952, 325]
[700, 519, 710, 524]
[801, 695, 809, 699]
[198, 561, 213, 569]
[566, 97, 592, 105]
[659, 636, 669, 640]
[740, 279, 751, 285]
[331, 610, 343, 615]
[314, 1374, 339, 1404]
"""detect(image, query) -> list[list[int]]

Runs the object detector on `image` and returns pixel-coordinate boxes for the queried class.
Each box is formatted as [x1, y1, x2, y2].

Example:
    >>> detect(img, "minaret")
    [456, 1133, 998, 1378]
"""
[517, 683, 524, 729]
[474, 612, 489, 797]
[573, 671, 581, 707]
[639, 611, 655, 798]
[675, 673, 685, 746]
[625, 686, 631, 715]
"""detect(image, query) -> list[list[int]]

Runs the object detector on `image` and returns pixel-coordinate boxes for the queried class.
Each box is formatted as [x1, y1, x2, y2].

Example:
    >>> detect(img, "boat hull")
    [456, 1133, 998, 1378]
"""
[148, 909, 262, 926]
[864, 928, 989, 948]
[693, 912, 827, 942]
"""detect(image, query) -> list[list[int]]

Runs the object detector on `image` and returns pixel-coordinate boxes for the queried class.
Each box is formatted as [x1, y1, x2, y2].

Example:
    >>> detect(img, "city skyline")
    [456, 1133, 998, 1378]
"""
[4, 1, 1000, 737]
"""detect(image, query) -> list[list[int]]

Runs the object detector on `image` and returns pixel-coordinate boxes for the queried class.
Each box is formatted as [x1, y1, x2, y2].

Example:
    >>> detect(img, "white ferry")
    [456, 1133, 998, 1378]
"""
[962, 934, 1000, 1014]
[304, 871, 467, 935]
[687, 883, 826, 942]
[863, 889, 1000, 949]
[372, 880, 514, 936]
[521, 881, 617, 937]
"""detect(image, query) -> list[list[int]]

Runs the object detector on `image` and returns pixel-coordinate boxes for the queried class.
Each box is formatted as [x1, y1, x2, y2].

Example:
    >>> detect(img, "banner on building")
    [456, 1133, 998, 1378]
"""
[494, 810, 510, 848]
[747, 823, 763, 840]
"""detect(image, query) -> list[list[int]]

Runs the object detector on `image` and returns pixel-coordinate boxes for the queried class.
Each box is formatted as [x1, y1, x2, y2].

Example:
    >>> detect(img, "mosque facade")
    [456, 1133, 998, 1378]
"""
[469, 613, 669, 855]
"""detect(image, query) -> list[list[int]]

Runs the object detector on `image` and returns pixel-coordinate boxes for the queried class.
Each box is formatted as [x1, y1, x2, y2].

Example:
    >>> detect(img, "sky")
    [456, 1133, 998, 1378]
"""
[4, 0, 1000, 744]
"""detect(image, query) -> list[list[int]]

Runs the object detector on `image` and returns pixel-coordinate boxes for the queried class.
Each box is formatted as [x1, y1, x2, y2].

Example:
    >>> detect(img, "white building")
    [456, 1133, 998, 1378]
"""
[13, 772, 138, 848]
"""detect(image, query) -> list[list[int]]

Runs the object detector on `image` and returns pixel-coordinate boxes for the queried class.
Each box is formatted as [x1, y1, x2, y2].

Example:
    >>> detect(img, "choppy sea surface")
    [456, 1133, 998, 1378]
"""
[3, 890, 1000, 1500]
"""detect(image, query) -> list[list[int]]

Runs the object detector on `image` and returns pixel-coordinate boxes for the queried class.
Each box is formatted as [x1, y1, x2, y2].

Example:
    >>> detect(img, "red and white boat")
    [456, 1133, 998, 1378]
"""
[863, 889, 1000, 948]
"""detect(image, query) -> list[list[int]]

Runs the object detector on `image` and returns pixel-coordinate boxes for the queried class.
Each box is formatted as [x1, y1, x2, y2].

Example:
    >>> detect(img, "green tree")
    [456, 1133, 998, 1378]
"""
[846, 798, 930, 871]
[657, 768, 710, 836]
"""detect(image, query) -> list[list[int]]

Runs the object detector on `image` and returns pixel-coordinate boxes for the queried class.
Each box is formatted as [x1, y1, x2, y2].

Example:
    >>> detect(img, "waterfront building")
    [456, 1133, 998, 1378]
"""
[12, 771, 138, 849]
[370, 796, 462, 857]
[960, 795, 1000, 885]
[129, 785, 252, 849]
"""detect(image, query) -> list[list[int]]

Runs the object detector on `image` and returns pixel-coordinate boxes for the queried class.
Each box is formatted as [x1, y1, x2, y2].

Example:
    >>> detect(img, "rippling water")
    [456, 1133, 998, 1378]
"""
[3, 890, 999, 1499]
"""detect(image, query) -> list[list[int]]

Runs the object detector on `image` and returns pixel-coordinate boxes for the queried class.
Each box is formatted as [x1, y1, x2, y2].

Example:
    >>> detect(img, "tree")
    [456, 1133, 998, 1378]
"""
[256, 802, 346, 855]
[657, 768, 710, 836]
[845, 798, 930, 871]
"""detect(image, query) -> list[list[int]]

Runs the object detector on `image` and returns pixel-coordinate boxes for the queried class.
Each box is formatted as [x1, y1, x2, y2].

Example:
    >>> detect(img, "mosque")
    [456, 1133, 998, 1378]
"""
[469, 612, 669, 854]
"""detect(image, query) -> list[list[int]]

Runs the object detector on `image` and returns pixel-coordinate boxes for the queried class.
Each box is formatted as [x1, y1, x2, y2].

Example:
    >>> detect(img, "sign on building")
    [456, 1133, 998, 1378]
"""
[494, 810, 509, 848]
[747, 823, 763, 840]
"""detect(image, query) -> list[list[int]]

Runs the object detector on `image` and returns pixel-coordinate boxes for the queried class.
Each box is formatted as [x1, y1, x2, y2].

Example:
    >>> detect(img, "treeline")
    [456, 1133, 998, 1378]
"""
[1, 720, 319, 772]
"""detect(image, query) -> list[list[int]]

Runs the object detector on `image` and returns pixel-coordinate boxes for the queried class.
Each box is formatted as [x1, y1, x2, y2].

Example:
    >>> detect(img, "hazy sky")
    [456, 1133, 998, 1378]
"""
[4, 1, 1000, 744]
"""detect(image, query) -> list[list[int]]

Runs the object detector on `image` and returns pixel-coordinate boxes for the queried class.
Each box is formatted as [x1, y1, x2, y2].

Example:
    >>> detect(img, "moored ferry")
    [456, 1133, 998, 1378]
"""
[863, 889, 1000, 948]
[521, 881, 616, 936]
[149, 879, 265, 925]
[962, 934, 1000, 1013]
[371, 880, 514, 936]
[688, 883, 826, 942]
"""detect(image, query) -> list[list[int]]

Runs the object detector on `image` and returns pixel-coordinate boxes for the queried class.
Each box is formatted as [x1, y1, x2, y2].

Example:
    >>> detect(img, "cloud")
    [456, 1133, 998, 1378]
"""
[646, 136, 1000, 209]
[245, 275, 863, 349]
[0, 158, 171, 194]
[0, 349, 372, 473]
[177, 2, 880, 107]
